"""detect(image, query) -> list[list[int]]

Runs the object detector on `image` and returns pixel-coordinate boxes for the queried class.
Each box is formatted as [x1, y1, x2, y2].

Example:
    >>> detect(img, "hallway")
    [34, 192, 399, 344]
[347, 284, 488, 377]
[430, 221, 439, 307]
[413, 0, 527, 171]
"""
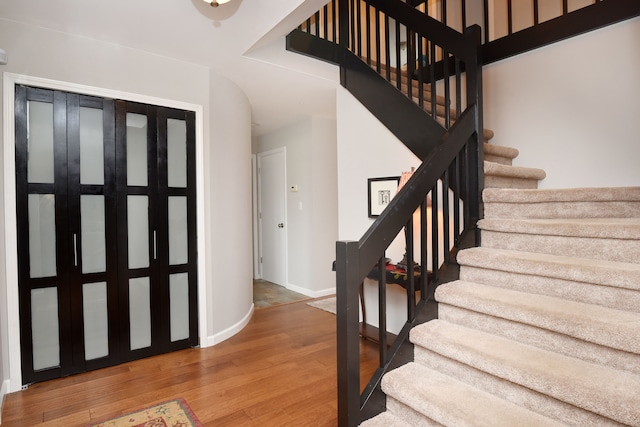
[2, 297, 377, 426]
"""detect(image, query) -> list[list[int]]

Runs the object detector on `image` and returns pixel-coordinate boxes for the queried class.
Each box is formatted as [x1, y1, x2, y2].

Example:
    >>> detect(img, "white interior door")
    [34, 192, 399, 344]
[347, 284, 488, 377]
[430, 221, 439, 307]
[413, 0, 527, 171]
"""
[257, 148, 287, 286]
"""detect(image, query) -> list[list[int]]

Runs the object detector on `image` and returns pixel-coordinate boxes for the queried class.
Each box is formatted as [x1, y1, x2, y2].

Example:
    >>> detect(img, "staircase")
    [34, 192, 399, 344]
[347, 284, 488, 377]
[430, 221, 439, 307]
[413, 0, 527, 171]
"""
[361, 143, 640, 425]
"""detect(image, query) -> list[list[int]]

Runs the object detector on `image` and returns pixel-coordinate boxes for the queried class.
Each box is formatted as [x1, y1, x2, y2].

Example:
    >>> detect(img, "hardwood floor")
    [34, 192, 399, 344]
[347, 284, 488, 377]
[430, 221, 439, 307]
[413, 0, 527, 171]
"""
[2, 299, 379, 426]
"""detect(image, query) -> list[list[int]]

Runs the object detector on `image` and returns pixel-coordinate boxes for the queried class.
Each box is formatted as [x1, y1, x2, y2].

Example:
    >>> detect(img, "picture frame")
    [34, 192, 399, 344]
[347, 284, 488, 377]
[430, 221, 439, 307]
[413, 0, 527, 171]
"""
[367, 176, 400, 218]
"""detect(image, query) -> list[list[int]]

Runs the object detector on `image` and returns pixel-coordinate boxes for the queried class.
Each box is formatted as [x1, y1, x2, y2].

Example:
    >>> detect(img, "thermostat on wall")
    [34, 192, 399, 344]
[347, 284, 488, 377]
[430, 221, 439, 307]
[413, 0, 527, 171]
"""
[0, 49, 7, 65]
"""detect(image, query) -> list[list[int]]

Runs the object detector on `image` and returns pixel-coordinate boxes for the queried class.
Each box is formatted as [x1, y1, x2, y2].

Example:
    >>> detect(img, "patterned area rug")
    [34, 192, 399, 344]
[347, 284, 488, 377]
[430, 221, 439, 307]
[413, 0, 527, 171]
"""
[87, 398, 202, 427]
[307, 297, 336, 314]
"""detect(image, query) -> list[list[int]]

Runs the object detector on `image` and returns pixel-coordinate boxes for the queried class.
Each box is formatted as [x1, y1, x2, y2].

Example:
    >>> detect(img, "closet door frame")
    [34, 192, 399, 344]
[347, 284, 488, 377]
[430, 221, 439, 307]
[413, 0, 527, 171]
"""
[2, 73, 208, 392]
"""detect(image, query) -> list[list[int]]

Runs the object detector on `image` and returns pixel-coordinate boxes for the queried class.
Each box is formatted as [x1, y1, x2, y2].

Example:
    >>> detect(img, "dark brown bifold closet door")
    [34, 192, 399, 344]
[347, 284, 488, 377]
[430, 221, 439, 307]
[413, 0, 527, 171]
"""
[15, 86, 198, 386]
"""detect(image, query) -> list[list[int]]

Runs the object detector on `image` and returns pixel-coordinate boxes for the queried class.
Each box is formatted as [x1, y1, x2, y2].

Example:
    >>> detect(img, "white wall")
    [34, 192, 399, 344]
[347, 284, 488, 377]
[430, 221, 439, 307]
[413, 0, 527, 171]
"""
[0, 18, 253, 393]
[309, 117, 339, 294]
[254, 116, 338, 297]
[483, 16, 640, 189]
[207, 73, 254, 344]
[336, 87, 419, 261]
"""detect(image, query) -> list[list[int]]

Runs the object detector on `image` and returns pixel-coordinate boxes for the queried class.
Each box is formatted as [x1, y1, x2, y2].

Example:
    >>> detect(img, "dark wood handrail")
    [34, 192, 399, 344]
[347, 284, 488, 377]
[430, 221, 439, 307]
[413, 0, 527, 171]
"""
[355, 106, 478, 281]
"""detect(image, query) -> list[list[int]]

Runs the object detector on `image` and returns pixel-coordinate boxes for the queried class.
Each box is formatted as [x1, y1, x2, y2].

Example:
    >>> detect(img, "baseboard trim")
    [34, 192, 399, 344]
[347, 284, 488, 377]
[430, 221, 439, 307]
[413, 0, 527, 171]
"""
[287, 283, 335, 299]
[205, 303, 254, 347]
[0, 379, 9, 425]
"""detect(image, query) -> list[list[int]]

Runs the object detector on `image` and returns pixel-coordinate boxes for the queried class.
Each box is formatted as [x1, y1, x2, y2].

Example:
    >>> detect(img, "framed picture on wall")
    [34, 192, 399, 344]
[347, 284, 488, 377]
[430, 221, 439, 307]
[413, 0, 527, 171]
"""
[368, 176, 400, 218]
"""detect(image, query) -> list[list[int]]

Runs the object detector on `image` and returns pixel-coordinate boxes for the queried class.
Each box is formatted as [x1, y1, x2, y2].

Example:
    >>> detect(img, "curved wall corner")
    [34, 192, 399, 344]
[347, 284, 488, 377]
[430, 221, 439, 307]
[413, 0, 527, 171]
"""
[204, 71, 254, 346]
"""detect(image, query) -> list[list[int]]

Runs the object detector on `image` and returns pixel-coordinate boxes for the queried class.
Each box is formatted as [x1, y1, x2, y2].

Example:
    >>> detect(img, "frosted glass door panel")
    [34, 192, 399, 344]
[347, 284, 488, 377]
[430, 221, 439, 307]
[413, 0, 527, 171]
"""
[170, 273, 189, 342]
[28, 194, 57, 278]
[129, 277, 151, 350]
[83, 282, 109, 360]
[128, 196, 149, 269]
[31, 287, 60, 370]
[168, 196, 188, 265]
[81, 195, 106, 274]
[167, 119, 187, 188]
[126, 113, 148, 186]
[79, 107, 104, 185]
[27, 101, 54, 184]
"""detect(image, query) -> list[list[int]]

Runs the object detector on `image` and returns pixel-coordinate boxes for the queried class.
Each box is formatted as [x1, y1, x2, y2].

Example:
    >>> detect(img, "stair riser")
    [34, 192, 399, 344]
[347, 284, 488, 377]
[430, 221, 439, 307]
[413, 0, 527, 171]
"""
[481, 230, 640, 263]
[459, 266, 640, 313]
[484, 175, 539, 189]
[438, 304, 640, 375]
[484, 154, 512, 165]
[386, 398, 443, 427]
[484, 201, 640, 219]
[412, 347, 623, 427]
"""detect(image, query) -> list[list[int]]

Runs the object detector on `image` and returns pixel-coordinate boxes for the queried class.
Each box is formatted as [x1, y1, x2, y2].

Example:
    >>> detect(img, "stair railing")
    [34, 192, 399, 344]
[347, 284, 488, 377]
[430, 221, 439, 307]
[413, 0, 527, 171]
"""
[287, 1, 640, 424]
[291, 1, 483, 425]
[297, 0, 640, 67]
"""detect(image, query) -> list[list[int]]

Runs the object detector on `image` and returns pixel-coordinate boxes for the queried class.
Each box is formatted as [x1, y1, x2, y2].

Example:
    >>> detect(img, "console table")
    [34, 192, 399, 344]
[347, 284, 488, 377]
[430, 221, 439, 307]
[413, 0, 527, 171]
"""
[360, 263, 430, 344]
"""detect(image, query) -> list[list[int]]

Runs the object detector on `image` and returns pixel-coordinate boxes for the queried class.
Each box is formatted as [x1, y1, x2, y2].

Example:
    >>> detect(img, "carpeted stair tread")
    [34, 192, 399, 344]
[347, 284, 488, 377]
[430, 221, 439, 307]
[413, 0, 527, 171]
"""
[410, 320, 640, 426]
[479, 217, 640, 240]
[483, 142, 518, 165]
[483, 161, 546, 180]
[457, 247, 640, 292]
[435, 281, 640, 354]
[479, 219, 640, 263]
[360, 411, 414, 427]
[484, 162, 546, 189]
[483, 186, 640, 203]
[381, 362, 566, 427]
[483, 187, 640, 218]
[483, 142, 518, 160]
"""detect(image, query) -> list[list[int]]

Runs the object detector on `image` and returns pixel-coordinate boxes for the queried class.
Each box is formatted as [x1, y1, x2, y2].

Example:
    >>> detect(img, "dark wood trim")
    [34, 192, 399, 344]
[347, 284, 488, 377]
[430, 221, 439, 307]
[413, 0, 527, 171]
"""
[286, 29, 344, 65]
[482, 0, 640, 65]
[341, 50, 445, 160]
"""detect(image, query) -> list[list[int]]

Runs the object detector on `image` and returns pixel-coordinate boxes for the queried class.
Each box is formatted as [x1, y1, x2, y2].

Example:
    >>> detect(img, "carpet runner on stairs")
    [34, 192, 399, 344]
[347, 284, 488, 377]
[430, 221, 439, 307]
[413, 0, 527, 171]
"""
[361, 144, 640, 425]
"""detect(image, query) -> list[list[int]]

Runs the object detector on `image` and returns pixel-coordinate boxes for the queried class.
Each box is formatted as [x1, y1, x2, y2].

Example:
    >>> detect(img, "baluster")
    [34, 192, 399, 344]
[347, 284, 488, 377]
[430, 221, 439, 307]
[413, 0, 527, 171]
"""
[377, 255, 387, 365]
[366, 3, 371, 65]
[442, 169, 451, 264]
[430, 42, 437, 119]
[483, 0, 489, 43]
[405, 219, 415, 321]
[395, 23, 402, 89]
[507, 0, 513, 35]
[384, 14, 391, 80]
[430, 183, 439, 282]
[375, 7, 381, 73]
[420, 200, 429, 301]
[462, 0, 467, 30]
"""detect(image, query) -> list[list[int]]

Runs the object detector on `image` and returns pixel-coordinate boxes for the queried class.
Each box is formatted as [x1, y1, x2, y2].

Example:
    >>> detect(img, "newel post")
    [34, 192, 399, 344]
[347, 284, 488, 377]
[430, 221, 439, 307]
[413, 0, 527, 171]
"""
[336, 240, 361, 426]
[464, 24, 484, 245]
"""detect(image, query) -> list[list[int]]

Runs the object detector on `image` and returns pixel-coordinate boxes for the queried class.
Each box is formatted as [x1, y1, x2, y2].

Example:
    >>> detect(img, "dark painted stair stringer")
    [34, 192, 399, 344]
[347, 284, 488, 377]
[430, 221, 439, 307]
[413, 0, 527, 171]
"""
[287, 30, 446, 161]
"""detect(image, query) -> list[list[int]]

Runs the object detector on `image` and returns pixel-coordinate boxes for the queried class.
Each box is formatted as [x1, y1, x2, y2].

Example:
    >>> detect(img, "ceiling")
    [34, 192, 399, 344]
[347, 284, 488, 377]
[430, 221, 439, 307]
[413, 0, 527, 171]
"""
[0, 0, 340, 136]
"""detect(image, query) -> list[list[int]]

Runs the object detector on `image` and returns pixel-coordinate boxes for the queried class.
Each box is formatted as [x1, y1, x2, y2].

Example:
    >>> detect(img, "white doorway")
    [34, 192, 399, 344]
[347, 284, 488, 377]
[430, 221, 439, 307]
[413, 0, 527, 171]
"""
[256, 148, 287, 287]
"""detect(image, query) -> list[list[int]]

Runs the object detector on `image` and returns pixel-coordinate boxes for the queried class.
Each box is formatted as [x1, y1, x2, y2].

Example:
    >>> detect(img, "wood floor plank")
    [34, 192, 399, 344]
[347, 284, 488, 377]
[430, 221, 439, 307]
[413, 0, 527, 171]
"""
[2, 299, 379, 426]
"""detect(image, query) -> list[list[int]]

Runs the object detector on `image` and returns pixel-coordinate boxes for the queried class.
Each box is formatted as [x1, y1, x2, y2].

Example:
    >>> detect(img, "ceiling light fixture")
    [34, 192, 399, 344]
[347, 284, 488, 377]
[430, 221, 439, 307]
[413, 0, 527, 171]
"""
[203, 0, 231, 7]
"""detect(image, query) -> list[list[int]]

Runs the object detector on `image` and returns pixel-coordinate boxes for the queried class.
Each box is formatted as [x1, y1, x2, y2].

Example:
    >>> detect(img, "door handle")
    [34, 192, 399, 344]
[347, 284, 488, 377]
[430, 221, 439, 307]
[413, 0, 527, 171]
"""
[278, 223, 284, 228]
[73, 233, 78, 266]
